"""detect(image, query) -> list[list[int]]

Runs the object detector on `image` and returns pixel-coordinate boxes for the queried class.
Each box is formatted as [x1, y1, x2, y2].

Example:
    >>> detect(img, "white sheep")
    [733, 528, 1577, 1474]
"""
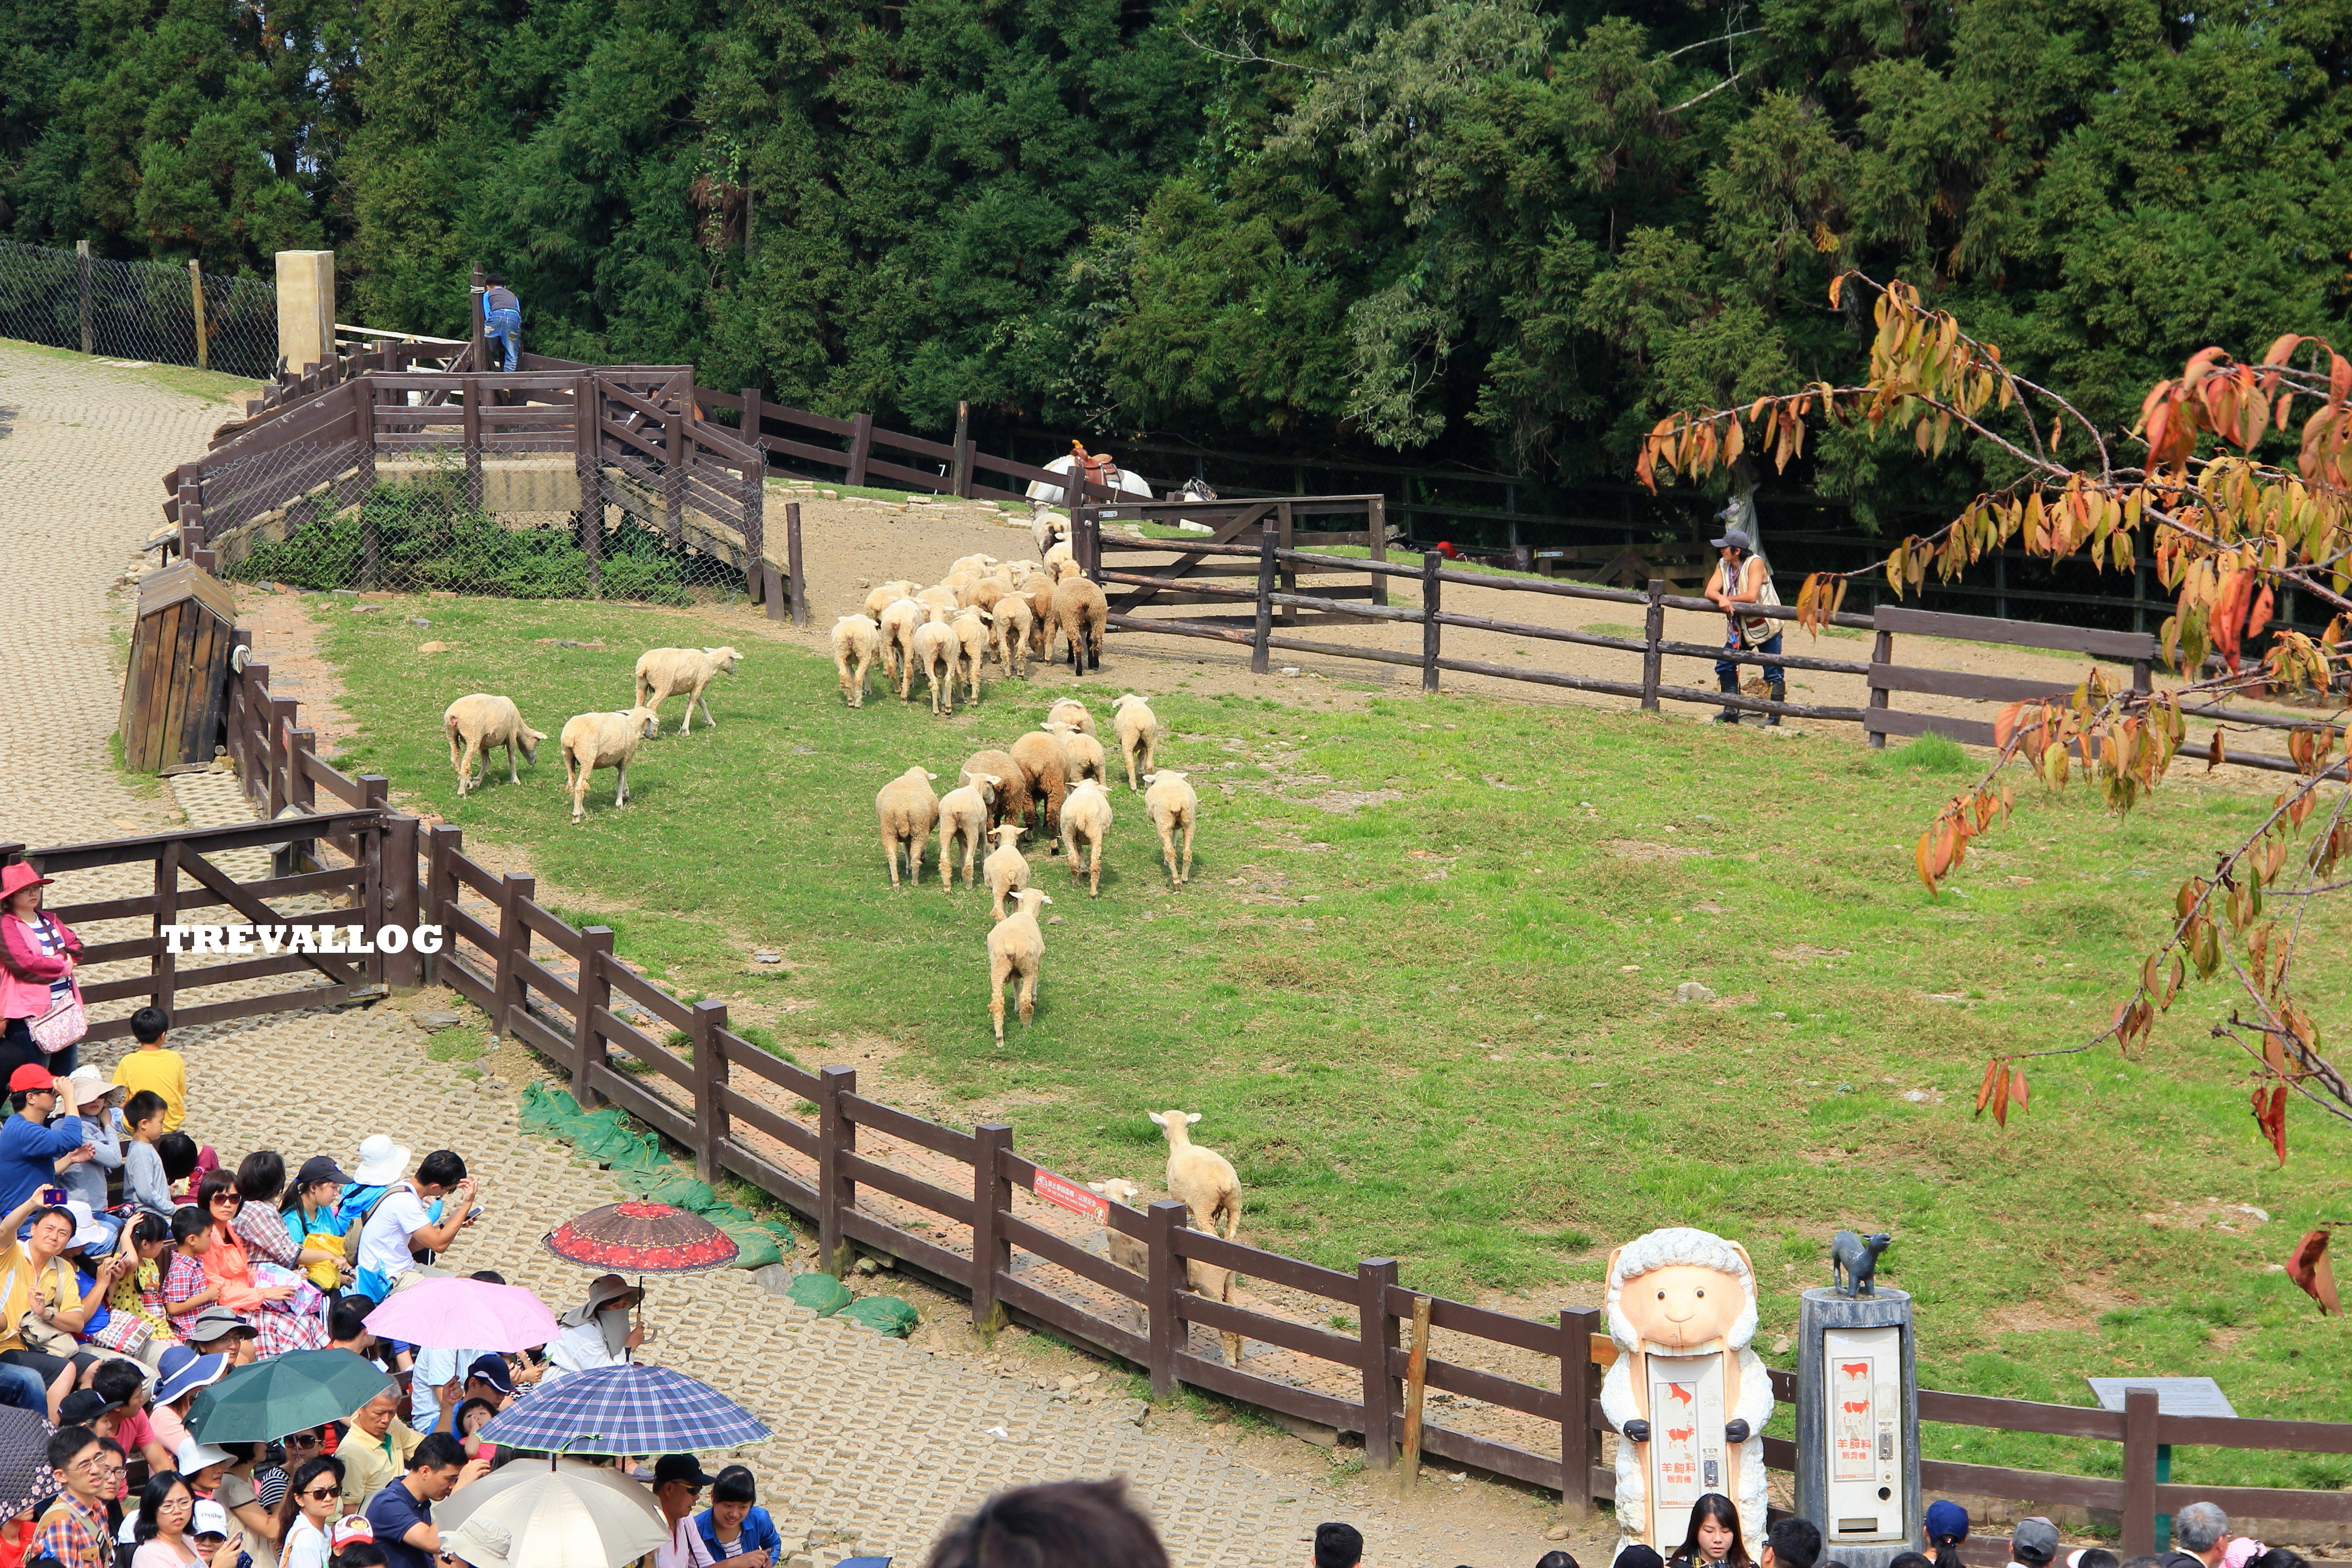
[1143, 770, 1198, 886]
[987, 887, 1053, 1045]
[875, 765, 940, 888]
[878, 598, 924, 699]
[442, 693, 546, 796]
[914, 584, 960, 617]
[911, 607, 959, 715]
[948, 553, 1001, 580]
[950, 607, 993, 709]
[1084, 1177, 1238, 1358]
[1030, 506, 1068, 558]
[1112, 693, 1158, 791]
[982, 823, 1031, 920]
[1044, 538, 1074, 569]
[862, 579, 916, 621]
[1046, 698, 1096, 736]
[938, 770, 1000, 891]
[1059, 778, 1112, 896]
[1004, 559, 1044, 588]
[634, 646, 741, 734]
[559, 707, 662, 824]
[1043, 720, 1106, 786]
[1051, 559, 1107, 676]
[1147, 1110, 1240, 1240]
[830, 615, 881, 707]
[990, 593, 1035, 678]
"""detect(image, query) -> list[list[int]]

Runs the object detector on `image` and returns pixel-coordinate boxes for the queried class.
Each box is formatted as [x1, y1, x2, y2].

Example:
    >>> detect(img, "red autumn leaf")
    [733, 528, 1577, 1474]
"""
[2009, 1070, 2029, 1112]
[1974, 1058, 2002, 1117]
[2250, 1084, 2288, 1164]
[1992, 1067, 2011, 1127]
[2287, 1226, 2339, 1315]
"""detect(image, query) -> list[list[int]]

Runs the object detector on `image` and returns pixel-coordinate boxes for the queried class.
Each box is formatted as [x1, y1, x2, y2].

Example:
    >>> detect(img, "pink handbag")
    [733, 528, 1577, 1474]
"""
[26, 916, 85, 1052]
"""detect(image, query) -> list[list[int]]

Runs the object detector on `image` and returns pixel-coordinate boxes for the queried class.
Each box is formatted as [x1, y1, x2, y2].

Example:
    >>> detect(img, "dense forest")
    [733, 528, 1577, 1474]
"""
[4, 0, 2350, 519]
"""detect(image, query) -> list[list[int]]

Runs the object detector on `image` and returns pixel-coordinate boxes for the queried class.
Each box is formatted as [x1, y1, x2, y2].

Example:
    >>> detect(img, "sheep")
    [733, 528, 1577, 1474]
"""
[1044, 538, 1074, 569]
[1112, 693, 1158, 791]
[1003, 560, 1044, 589]
[990, 593, 1035, 678]
[987, 887, 1053, 1045]
[634, 646, 741, 734]
[1051, 559, 1107, 676]
[1008, 729, 1069, 849]
[862, 579, 917, 621]
[875, 765, 940, 888]
[982, 823, 1032, 920]
[559, 707, 662, 824]
[442, 693, 546, 796]
[1143, 770, 1198, 886]
[1085, 1177, 1238, 1359]
[878, 597, 924, 698]
[830, 615, 881, 707]
[962, 749, 1033, 832]
[1147, 1110, 1241, 1240]
[950, 607, 994, 708]
[1059, 778, 1112, 896]
[914, 584, 960, 617]
[1043, 720, 1106, 786]
[1026, 574, 1059, 665]
[966, 577, 1017, 621]
[938, 770, 1000, 891]
[1046, 697, 1096, 736]
[911, 607, 960, 715]
[1030, 506, 1068, 558]
[948, 553, 1001, 580]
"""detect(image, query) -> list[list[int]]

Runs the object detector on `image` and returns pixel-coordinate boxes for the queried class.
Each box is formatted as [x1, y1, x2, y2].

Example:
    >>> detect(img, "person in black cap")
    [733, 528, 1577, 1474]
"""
[1703, 523, 1784, 725]
[652, 1455, 715, 1568]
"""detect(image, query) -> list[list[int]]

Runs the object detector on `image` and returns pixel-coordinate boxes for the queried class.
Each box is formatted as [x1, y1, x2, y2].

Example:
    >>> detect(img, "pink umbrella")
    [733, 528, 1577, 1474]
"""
[363, 1277, 559, 1352]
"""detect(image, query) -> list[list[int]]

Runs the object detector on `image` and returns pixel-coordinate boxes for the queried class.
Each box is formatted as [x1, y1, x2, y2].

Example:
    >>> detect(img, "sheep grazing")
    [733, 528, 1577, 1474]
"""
[1051, 560, 1107, 676]
[1143, 770, 1199, 886]
[1026, 574, 1059, 665]
[1112, 693, 1158, 791]
[878, 597, 924, 699]
[1147, 1110, 1241, 1240]
[938, 770, 1000, 891]
[559, 707, 661, 825]
[961, 748, 1033, 832]
[1008, 729, 1069, 848]
[634, 646, 741, 734]
[982, 823, 1031, 920]
[875, 765, 940, 888]
[862, 579, 916, 621]
[830, 615, 881, 707]
[1043, 720, 1106, 786]
[1046, 697, 1096, 736]
[950, 607, 993, 708]
[987, 887, 1053, 1045]
[1059, 778, 1113, 896]
[1031, 506, 1068, 558]
[911, 607, 960, 715]
[442, 693, 546, 796]
[990, 593, 1035, 678]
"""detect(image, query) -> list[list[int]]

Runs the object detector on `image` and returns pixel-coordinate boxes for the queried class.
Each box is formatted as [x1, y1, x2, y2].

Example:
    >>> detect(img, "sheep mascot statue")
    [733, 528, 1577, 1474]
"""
[1601, 1226, 1772, 1556]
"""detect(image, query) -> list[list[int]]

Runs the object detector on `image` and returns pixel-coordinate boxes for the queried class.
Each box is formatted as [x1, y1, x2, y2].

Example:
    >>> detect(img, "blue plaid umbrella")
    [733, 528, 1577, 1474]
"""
[474, 1364, 769, 1455]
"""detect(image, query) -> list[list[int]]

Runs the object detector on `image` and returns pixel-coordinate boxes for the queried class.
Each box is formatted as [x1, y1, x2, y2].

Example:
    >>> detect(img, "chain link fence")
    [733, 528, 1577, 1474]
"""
[206, 440, 757, 603]
[0, 237, 279, 378]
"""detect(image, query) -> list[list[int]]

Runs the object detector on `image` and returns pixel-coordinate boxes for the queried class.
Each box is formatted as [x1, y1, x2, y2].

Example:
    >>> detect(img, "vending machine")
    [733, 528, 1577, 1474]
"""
[1796, 1288, 1919, 1568]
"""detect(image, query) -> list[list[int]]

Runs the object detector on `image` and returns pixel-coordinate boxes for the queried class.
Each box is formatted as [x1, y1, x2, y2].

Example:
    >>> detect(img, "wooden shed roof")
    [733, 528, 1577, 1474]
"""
[136, 560, 238, 622]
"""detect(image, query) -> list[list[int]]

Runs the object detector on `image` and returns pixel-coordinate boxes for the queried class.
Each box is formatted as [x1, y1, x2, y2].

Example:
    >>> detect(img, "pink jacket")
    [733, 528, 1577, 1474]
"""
[0, 913, 80, 1020]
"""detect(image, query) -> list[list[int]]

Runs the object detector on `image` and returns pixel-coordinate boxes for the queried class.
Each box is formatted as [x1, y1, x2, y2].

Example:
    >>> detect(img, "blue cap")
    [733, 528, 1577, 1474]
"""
[1926, 1500, 1970, 1544]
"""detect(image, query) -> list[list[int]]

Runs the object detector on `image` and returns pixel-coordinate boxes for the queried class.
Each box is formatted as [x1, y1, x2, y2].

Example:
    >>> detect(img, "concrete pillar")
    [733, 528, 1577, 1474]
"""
[275, 250, 337, 374]
[1796, 1285, 1921, 1568]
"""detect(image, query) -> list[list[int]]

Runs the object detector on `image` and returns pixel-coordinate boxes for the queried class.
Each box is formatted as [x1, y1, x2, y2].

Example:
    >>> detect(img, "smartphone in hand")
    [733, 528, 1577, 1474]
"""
[39, 1186, 64, 1207]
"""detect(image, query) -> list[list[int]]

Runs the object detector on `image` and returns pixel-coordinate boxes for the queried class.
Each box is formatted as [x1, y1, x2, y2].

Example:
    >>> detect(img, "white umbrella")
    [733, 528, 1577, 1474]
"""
[437, 1461, 667, 1568]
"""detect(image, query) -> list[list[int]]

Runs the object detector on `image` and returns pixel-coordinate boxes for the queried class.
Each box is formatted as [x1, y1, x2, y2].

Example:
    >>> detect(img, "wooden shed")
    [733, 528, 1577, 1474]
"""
[118, 562, 240, 773]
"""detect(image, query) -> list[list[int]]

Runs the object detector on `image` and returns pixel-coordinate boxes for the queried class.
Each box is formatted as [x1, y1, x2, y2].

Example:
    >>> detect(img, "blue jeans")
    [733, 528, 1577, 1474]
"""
[0, 1360, 48, 1413]
[1717, 628, 1785, 701]
[485, 308, 521, 372]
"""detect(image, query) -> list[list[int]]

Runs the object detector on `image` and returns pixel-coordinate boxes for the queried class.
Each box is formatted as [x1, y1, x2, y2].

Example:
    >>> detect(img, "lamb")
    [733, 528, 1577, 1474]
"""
[1026, 574, 1059, 665]
[965, 576, 1017, 621]
[830, 615, 882, 707]
[914, 584, 960, 617]
[1112, 693, 1158, 790]
[1147, 1110, 1241, 1240]
[938, 770, 1000, 891]
[1143, 770, 1199, 886]
[982, 823, 1031, 919]
[442, 693, 547, 796]
[1046, 697, 1096, 736]
[862, 579, 917, 621]
[1030, 506, 1068, 558]
[911, 606, 960, 715]
[1043, 720, 1106, 786]
[559, 707, 662, 824]
[961, 748, 1033, 831]
[875, 765, 940, 888]
[986, 887, 1053, 1045]
[948, 553, 1001, 580]
[1008, 729, 1069, 848]
[1044, 538, 1074, 569]
[1059, 778, 1113, 896]
[950, 607, 993, 708]
[1051, 560, 1107, 676]
[1085, 1177, 1239, 1359]
[990, 592, 1035, 678]
[634, 646, 741, 734]
[878, 597, 924, 699]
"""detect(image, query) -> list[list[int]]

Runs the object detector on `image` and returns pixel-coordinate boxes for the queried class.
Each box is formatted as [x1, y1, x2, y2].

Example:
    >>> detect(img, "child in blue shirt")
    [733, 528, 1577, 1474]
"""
[696, 1465, 782, 1567]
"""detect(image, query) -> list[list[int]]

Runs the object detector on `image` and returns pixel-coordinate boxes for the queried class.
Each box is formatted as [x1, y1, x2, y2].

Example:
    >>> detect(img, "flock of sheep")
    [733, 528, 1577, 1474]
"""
[440, 645, 743, 823]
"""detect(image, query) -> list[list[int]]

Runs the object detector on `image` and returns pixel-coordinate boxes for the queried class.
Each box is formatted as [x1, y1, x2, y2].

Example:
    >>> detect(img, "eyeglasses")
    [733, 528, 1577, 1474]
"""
[300, 1485, 339, 1500]
[287, 1432, 323, 1448]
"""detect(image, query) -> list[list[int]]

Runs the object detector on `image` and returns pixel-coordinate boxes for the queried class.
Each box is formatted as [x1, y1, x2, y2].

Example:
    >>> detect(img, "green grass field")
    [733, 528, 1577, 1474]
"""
[313, 591, 2352, 1488]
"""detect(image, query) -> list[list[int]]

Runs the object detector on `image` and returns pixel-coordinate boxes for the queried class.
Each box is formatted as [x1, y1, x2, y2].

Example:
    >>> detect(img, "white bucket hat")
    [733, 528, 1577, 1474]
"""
[59, 1199, 112, 1252]
[62, 1065, 122, 1106]
[351, 1134, 411, 1186]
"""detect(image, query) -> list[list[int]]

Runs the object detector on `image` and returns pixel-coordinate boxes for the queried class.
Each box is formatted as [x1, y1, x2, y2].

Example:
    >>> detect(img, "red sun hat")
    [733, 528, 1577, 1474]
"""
[7, 1065, 54, 1093]
[0, 863, 52, 903]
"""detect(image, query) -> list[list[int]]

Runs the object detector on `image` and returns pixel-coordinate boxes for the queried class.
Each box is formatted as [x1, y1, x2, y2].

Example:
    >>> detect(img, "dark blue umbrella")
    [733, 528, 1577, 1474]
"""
[0, 1406, 56, 1519]
[474, 1364, 769, 1455]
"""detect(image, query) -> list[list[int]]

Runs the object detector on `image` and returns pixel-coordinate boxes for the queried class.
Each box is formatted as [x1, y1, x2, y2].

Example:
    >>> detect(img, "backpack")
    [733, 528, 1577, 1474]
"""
[343, 1186, 402, 1263]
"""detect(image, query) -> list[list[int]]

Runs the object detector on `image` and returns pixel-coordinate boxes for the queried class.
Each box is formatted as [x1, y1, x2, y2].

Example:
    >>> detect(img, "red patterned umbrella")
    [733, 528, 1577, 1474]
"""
[542, 1201, 739, 1275]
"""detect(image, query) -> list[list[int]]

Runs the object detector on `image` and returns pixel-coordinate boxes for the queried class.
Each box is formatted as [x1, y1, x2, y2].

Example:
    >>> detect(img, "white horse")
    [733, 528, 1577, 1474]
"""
[1025, 453, 1157, 507]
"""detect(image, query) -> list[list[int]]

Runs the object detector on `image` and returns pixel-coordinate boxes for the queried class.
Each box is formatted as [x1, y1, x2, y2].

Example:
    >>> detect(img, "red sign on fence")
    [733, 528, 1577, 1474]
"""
[1032, 1169, 1108, 1220]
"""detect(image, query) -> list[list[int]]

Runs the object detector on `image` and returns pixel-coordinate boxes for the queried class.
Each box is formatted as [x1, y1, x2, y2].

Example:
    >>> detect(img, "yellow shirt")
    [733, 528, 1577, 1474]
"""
[0, 1240, 83, 1354]
[113, 1048, 188, 1132]
[339, 1414, 423, 1511]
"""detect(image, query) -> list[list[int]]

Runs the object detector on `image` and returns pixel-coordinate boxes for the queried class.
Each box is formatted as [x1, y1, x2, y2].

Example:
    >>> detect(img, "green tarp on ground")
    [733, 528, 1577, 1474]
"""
[786, 1272, 852, 1316]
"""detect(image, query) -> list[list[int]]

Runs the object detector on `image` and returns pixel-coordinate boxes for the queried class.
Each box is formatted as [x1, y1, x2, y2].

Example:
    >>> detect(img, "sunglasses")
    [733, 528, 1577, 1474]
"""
[300, 1485, 339, 1500]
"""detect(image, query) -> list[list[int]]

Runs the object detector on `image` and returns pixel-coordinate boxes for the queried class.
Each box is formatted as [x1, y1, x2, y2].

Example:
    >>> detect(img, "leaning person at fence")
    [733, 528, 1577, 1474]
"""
[1703, 526, 1784, 726]
[0, 862, 84, 1080]
[480, 276, 522, 373]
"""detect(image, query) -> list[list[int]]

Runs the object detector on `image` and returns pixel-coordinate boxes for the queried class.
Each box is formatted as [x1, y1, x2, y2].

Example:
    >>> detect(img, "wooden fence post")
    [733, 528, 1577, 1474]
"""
[152, 842, 181, 1020]
[1276, 502, 1297, 625]
[1398, 1294, 1433, 1492]
[1420, 552, 1442, 693]
[188, 260, 208, 371]
[462, 376, 484, 510]
[490, 872, 534, 1038]
[381, 813, 421, 990]
[574, 927, 613, 1110]
[951, 400, 971, 497]
[1250, 523, 1277, 676]
[424, 825, 459, 986]
[575, 373, 602, 597]
[1357, 1258, 1400, 1468]
[287, 728, 318, 814]
[2122, 1385, 2159, 1557]
[845, 412, 874, 488]
[1558, 1305, 1600, 1515]
[738, 389, 766, 607]
[355, 376, 376, 492]
[1145, 1199, 1188, 1400]
[970, 1123, 1013, 1333]
[76, 240, 92, 356]
[226, 646, 256, 784]
[690, 999, 729, 1186]
[359, 777, 389, 988]
[1867, 625, 1893, 749]
[739, 387, 763, 452]
[268, 701, 297, 819]
[1366, 496, 1388, 607]
[785, 501, 807, 627]
[664, 392, 686, 549]
[1641, 578, 1666, 713]
[469, 262, 486, 369]
[818, 1065, 858, 1274]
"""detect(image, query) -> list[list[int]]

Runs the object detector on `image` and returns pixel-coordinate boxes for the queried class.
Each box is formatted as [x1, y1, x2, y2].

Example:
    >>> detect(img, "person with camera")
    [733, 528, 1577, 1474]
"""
[1704, 525, 1785, 726]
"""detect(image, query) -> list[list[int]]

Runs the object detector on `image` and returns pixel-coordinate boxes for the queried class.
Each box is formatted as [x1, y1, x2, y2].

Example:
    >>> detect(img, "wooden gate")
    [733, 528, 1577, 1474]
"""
[1081, 494, 1393, 631]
